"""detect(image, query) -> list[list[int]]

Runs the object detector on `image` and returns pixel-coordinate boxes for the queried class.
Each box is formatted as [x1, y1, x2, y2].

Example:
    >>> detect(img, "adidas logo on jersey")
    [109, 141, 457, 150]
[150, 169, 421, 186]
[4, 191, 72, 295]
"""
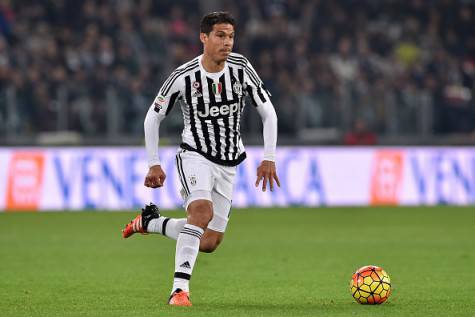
[192, 90, 202, 98]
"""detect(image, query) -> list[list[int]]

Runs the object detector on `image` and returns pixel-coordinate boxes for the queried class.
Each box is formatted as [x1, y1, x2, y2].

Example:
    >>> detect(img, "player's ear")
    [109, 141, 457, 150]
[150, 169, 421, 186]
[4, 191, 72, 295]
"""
[199, 32, 208, 45]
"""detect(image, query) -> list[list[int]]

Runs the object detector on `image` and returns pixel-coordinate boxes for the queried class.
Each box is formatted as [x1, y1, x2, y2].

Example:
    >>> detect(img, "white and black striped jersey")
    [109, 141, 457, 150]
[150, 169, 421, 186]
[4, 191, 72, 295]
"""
[145, 52, 277, 167]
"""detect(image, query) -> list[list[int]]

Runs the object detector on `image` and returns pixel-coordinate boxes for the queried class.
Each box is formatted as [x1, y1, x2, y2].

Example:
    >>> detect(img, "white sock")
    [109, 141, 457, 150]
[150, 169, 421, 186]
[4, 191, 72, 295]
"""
[147, 217, 186, 240]
[172, 224, 204, 293]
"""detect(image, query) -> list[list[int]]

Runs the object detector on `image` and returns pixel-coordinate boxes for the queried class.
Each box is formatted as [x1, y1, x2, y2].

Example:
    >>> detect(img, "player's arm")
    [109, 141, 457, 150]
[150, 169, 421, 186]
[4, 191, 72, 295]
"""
[144, 76, 182, 188]
[244, 61, 280, 192]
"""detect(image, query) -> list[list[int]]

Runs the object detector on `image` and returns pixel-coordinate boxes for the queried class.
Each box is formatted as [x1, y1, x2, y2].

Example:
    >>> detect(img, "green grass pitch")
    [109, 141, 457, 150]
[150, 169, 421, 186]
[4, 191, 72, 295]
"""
[1, 207, 474, 317]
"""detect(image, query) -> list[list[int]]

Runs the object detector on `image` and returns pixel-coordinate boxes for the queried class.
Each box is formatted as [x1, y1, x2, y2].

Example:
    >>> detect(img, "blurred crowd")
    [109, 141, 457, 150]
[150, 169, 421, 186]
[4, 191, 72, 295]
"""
[0, 0, 474, 144]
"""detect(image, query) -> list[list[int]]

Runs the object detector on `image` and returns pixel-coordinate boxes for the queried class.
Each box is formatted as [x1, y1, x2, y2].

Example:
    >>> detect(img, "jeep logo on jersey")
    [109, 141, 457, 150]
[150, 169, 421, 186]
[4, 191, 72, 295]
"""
[197, 103, 239, 118]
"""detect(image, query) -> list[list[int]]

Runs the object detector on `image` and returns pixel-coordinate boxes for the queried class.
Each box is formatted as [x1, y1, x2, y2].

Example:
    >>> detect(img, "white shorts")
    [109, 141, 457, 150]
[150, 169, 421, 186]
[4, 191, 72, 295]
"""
[175, 149, 236, 232]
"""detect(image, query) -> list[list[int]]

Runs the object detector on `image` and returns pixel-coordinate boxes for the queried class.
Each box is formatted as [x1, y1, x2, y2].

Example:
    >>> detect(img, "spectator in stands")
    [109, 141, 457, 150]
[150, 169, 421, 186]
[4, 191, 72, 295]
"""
[0, 0, 474, 144]
[344, 118, 377, 146]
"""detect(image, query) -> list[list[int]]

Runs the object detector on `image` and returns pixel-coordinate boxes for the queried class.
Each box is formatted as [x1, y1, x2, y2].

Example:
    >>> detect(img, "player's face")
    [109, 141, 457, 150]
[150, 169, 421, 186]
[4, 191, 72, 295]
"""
[201, 23, 234, 63]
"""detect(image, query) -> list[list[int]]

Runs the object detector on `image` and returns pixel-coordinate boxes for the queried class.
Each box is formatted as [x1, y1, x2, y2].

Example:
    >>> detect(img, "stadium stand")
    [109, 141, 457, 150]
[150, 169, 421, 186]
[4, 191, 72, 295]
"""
[0, 0, 474, 144]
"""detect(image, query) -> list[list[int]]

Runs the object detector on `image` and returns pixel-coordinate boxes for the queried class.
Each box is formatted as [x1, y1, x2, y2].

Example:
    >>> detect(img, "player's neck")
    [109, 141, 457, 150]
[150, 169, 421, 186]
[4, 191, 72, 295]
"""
[201, 54, 225, 73]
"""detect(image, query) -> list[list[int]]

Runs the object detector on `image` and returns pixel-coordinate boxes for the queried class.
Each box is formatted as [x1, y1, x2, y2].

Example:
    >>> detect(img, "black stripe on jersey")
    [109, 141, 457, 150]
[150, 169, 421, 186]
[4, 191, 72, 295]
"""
[229, 67, 240, 159]
[195, 97, 241, 108]
[165, 91, 180, 116]
[161, 60, 199, 96]
[206, 77, 222, 159]
[227, 56, 262, 87]
[195, 71, 212, 156]
[161, 59, 198, 95]
[242, 66, 267, 103]
[245, 70, 267, 103]
[227, 58, 259, 86]
[185, 75, 202, 151]
[160, 61, 198, 96]
[237, 68, 244, 107]
[219, 72, 231, 159]
[227, 58, 266, 103]
[228, 55, 261, 84]
[245, 65, 263, 87]
[246, 86, 259, 107]
[257, 88, 267, 103]
[226, 59, 245, 68]
[234, 68, 245, 159]
[194, 70, 205, 113]
[227, 55, 249, 68]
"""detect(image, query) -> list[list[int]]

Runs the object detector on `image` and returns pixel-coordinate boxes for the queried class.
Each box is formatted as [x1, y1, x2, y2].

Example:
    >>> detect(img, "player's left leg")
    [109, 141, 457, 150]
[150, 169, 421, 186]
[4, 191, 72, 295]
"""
[122, 178, 232, 251]
[145, 187, 231, 245]
[122, 203, 187, 239]
[122, 204, 227, 252]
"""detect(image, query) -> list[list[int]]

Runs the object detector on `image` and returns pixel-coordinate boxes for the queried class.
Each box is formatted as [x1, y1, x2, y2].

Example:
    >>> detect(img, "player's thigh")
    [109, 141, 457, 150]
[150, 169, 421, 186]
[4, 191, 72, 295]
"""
[176, 150, 214, 209]
[207, 165, 236, 232]
[207, 189, 233, 233]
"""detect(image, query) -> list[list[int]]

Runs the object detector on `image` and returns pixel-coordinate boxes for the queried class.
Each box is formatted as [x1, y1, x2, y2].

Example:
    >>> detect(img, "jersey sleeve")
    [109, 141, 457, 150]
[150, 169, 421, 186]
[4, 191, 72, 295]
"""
[144, 73, 184, 167]
[243, 60, 278, 162]
[153, 72, 184, 118]
[243, 61, 272, 107]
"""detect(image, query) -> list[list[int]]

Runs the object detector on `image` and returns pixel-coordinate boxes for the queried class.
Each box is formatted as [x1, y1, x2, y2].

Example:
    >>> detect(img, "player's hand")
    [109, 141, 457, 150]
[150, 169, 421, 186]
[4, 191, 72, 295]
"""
[255, 160, 281, 192]
[144, 165, 166, 188]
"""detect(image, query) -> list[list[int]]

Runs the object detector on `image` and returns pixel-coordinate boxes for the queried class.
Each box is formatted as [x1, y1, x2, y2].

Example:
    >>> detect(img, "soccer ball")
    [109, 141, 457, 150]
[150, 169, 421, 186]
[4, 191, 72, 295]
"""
[350, 265, 391, 304]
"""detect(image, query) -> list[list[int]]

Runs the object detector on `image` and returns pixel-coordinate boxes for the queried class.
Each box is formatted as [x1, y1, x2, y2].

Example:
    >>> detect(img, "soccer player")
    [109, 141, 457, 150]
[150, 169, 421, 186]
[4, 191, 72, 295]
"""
[122, 11, 279, 306]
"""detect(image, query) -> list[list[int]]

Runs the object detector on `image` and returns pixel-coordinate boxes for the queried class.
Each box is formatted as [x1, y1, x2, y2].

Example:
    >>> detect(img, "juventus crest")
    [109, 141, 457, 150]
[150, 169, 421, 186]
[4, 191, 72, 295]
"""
[233, 81, 242, 95]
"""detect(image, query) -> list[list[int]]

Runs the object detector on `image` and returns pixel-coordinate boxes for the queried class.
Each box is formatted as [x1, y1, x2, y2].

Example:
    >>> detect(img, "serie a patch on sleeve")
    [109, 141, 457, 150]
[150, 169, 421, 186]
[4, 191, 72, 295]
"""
[154, 96, 166, 112]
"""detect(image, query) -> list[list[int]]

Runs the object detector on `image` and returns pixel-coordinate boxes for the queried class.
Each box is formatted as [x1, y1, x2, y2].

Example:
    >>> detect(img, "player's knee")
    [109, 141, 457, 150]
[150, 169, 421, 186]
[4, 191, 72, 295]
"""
[187, 200, 213, 228]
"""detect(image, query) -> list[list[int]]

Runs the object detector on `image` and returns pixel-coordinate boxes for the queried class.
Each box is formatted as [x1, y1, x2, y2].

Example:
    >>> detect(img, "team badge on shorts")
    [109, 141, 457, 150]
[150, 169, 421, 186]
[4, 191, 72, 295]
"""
[189, 175, 197, 186]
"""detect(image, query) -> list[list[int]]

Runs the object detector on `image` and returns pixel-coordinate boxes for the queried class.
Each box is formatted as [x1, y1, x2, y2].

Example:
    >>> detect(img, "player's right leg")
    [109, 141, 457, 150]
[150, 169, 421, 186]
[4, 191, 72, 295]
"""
[198, 162, 235, 252]
[198, 190, 232, 252]
[168, 150, 216, 305]
[168, 199, 212, 306]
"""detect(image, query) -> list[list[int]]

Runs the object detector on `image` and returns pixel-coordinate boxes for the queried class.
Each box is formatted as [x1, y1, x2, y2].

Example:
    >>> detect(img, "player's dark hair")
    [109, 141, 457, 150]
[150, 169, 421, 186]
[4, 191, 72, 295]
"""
[200, 12, 235, 34]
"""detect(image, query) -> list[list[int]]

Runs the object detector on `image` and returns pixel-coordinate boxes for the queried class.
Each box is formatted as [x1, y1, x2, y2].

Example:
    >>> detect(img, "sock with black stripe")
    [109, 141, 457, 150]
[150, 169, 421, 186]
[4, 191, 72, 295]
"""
[147, 217, 186, 240]
[172, 223, 204, 293]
